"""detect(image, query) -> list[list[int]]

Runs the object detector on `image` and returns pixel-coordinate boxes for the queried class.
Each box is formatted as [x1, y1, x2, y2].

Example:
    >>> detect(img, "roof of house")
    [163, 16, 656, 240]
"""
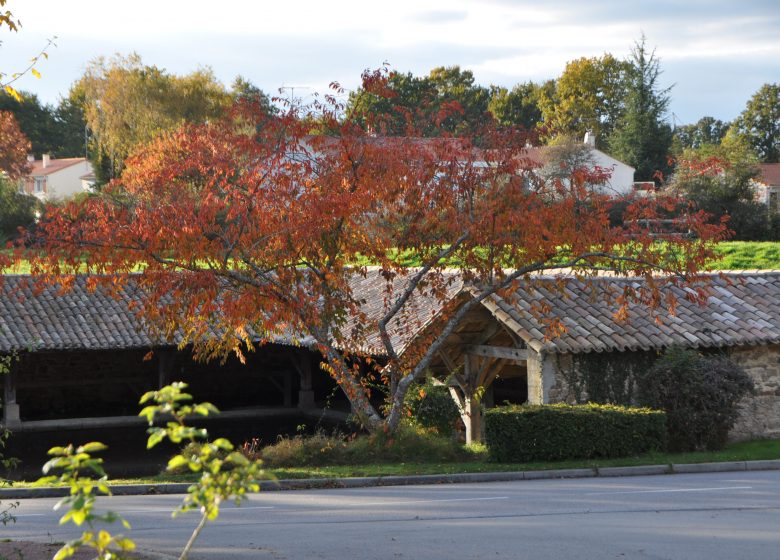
[758, 163, 780, 186]
[28, 158, 88, 178]
[1, 270, 778, 356]
[486, 271, 780, 355]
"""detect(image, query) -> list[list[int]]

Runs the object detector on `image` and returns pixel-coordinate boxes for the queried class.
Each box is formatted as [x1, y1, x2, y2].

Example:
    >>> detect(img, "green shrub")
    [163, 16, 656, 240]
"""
[484, 403, 666, 463]
[404, 380, 460, 437]
[637, 347, 754, 452]
[261, 423, 473, 467]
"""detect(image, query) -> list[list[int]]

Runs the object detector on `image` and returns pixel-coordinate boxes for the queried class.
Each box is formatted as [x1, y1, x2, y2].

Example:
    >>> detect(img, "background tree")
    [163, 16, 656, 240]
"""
[729, 83, 780, 163]
[21, 69, 725, 438]
[0, 92, 59, 156]
[488, 81, 547, 131]
[608, 37, 673, 182]
[667, 152, 770, 240]
[538, 54, 629, 148]
[77, 53, 233, 182]
[230, 75, 275, 114]
[0, 174, 38, 243]
[672, 116, 730, 153]
[347, 66, 490, 136]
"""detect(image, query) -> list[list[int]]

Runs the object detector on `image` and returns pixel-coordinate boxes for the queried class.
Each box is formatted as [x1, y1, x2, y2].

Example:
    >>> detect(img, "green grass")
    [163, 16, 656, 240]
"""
[707, 241, 780, 270]
[6, 242, 780, 275]
[6, 439, 779, 487]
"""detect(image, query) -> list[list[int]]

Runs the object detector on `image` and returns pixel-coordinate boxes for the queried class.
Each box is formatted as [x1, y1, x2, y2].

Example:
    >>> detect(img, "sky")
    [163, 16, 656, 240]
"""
[2, 0, 779, 125]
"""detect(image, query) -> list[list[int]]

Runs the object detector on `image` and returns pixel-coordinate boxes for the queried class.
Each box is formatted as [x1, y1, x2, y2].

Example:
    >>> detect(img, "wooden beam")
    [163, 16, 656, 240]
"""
[466, 345, 528, 362]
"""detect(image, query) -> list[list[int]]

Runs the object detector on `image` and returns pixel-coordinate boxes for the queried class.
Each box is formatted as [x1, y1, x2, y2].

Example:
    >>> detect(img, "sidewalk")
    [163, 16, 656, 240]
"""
[4, 458, 780, 499]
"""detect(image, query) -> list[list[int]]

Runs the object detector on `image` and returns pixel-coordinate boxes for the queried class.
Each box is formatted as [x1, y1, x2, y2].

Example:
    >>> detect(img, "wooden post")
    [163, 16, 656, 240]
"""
[3, 361, 21, 428]
[283, 369, 293, 408]
[157, 349, 175, 388]
[291, 351, 316, 409]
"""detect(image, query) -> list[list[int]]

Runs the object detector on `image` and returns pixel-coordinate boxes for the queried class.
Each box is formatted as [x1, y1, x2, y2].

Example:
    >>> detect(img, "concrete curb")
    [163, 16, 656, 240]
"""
[4, 459, 780, 499]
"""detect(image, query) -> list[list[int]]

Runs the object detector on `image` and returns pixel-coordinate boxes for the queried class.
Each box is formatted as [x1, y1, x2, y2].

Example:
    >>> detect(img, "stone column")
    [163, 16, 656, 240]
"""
[526, 349, 557, 404]
[3, 363, 21, 428]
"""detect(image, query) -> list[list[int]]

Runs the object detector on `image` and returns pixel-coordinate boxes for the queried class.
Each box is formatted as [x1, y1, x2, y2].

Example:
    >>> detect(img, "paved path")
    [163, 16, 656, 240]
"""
[5, 471, 780, 559]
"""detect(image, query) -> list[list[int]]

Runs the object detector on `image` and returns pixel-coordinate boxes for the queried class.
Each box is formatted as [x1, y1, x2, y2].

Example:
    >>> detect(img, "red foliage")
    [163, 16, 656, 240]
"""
[0, 111, 31, 180]
[14, 69, 727, 431]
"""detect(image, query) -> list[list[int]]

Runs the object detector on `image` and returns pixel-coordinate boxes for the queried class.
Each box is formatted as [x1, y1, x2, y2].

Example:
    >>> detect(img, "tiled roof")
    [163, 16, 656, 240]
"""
[485, 271, 780, 355]
[758, 163, 780, 186]
[28, 158, 88, 177]
[0, 275, 160, 352]
[1, 271, 778, 356]
[0, 271, 456, 354]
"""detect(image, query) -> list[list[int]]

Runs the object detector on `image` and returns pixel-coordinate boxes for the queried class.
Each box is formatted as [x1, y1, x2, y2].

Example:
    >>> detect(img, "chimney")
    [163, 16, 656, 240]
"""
[27, 154, 35, 163]
[583, 131, 596, 148]
[42, 154, 50, 168]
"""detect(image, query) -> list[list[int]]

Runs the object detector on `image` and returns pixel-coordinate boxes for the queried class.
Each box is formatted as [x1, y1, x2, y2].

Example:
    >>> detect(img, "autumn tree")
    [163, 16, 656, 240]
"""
[729, 83, 780, 163]
[538, 54, 629, 148]
[19, 69, 725, 437]
[0, 110, 31, 179]
[77, 53, 233, 181]
[0, 0, 55, 102]
[608, 37, 673, 182]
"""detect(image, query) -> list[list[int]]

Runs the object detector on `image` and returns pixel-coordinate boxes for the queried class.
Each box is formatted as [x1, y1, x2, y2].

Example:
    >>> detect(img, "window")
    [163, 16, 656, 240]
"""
[34, 177, 45, 194]
[17, 182, 25, 194]
[770, 191, 778, 215]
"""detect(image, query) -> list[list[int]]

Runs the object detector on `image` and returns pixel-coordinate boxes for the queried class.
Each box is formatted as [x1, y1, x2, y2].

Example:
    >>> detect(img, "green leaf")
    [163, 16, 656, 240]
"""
[147, 430, 165, 449]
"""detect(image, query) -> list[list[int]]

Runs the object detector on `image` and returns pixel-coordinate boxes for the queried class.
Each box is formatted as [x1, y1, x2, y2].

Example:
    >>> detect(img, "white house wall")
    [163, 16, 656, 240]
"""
[43, 161, 93, 200]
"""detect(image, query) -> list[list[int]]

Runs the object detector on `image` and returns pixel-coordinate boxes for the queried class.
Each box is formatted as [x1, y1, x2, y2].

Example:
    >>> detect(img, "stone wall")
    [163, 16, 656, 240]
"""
[541, 344, 780, 442]
[730, 343, 780, 441]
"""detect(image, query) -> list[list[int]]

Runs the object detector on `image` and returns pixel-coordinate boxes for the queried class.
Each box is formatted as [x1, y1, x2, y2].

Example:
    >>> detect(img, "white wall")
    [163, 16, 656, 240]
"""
[41, 160, 94, 200]
[591, 149, 635, 196]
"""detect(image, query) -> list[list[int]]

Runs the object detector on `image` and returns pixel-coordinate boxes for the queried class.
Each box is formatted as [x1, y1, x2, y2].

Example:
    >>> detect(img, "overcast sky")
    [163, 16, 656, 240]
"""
[3, 0, 779, 124]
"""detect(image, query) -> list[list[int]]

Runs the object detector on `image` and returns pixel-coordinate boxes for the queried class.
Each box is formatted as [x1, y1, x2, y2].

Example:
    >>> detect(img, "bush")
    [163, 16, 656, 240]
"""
[261, 423, 473, 467]
[484, 403, 666, 463]
[637, 346, 754, 451]
[404, 380, 460, 437]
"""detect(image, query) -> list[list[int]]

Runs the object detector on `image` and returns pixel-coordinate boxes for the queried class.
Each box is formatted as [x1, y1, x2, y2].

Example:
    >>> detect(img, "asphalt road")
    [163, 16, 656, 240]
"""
[4, 471, 780, 559]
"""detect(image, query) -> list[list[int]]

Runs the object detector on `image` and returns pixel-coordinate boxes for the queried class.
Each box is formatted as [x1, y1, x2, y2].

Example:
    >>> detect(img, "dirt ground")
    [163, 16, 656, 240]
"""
[0, 540, 161, 560]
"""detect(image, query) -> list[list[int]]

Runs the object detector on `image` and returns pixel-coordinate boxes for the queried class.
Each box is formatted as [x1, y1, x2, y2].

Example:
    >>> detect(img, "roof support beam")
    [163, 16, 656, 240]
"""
[465, 344, 527, 362]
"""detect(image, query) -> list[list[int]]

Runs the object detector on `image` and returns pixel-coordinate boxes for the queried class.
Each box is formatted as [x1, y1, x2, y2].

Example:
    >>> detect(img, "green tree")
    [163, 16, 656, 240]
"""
[77, 53, 233, 181]
[0, 91, 60, 155]
[347, 66, 491, 136]
[730, 83, 780, 163]
[608, 37, 673, 182]
[231, 75, 275, 114]
[488, 81, 547, 131]
[669, 152, 769, 240]
[538, 54, 629, 148]
[672, 116, 730, 153]
[0, 174, 38, 242]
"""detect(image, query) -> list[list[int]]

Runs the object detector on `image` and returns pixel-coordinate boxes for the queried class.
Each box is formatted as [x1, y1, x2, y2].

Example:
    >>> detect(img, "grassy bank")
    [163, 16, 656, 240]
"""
[5, 242, 780, 275]
[707, 241, 780, 270]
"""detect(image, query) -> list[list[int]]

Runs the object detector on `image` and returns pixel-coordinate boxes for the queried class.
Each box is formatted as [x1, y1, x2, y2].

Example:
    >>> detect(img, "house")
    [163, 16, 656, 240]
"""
[19, 154, 95, 201]
[753, 163, 780, 215]
[525, 132, 636, 196]
[2, 270, 780, 445]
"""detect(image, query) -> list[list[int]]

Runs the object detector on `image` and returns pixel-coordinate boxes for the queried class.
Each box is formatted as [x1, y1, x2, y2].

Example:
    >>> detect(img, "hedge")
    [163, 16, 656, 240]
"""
[485, 403, 667, 462]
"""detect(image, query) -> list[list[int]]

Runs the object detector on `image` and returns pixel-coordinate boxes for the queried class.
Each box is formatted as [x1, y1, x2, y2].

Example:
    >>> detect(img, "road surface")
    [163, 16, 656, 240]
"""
[4, 470, 780, 559]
